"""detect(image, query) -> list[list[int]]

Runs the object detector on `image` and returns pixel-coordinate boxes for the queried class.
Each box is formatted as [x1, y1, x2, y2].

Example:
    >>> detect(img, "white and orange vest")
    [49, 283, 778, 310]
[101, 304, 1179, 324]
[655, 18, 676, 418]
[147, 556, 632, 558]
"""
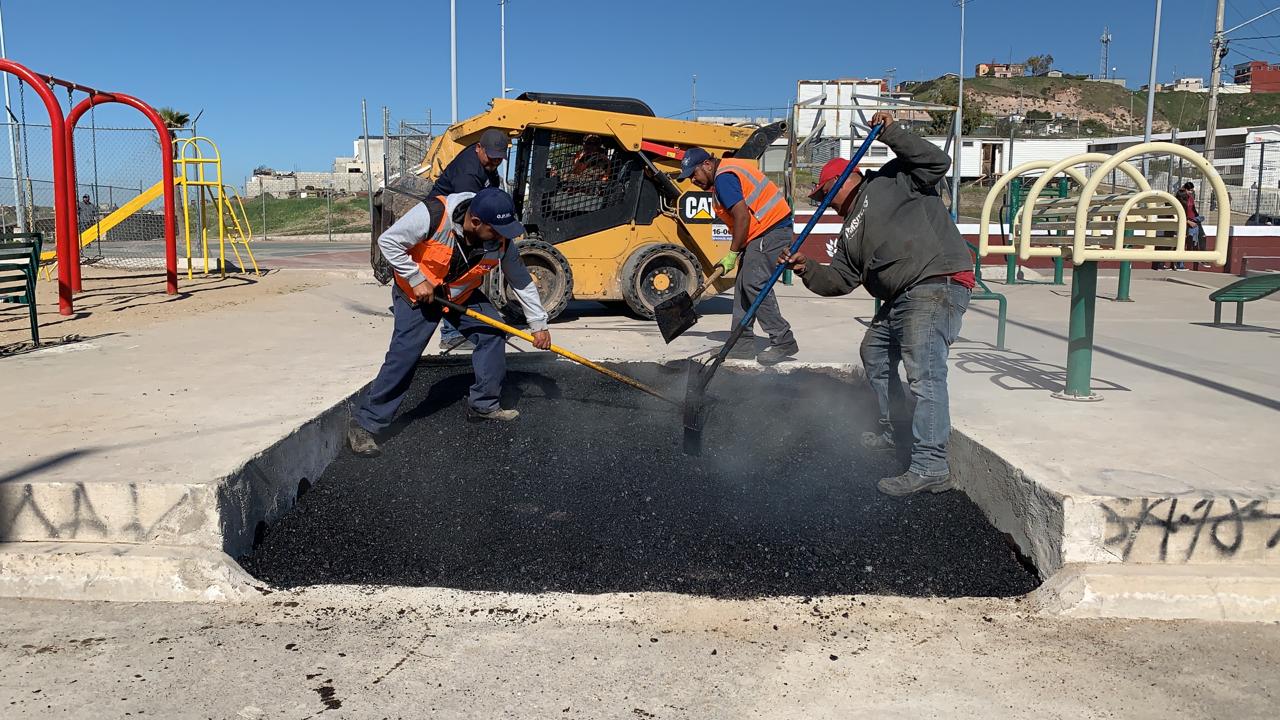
[393, 194, 504, 303]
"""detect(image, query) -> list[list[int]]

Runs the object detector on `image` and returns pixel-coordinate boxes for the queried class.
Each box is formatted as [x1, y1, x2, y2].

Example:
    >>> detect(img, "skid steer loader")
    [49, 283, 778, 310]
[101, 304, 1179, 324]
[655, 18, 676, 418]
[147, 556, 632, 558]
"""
[371, 92, 786, 321]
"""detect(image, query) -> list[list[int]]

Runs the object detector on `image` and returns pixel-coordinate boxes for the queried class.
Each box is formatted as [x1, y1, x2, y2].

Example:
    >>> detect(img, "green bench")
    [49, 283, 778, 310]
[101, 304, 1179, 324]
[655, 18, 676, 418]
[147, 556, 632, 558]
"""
[1, 232, 43, 345]
[1210, 273, 1280, 325]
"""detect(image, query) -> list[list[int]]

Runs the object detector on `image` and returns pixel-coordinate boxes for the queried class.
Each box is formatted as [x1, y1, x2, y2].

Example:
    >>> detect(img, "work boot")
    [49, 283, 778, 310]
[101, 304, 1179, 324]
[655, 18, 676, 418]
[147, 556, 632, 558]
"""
[757, 339, 799, 365]
[467, 406, 520, 422]
[860, 431, 896, 451]
[347, 420, 381, 458]
[877, 471, 955, 497]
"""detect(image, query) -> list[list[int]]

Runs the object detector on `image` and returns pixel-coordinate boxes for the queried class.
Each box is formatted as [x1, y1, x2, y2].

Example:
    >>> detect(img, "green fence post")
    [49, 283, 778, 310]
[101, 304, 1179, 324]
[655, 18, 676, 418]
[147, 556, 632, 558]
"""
[1055, 261, 1103, 402]
[1052, 256, 1064, 285]
[1115, 260, 1133, 302]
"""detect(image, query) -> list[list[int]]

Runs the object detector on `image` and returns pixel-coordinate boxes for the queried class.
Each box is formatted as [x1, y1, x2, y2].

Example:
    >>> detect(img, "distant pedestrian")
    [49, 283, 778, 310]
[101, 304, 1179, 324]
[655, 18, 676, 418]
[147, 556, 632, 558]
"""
[1174, 181, 1207, 270]
[77, 194, 97, 232]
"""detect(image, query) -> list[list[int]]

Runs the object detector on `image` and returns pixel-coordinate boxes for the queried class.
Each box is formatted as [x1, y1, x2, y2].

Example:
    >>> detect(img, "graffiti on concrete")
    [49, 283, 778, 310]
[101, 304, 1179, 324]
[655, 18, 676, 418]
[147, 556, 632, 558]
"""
[1101, 497, 1280, 562]
[1, 482, 192, 543]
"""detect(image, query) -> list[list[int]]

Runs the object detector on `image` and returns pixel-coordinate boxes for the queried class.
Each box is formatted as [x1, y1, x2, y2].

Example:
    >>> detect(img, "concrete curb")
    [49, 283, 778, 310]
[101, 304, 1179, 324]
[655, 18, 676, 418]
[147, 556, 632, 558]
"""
[1033, 563, 1280, 622]
[0, 542, 258, 603]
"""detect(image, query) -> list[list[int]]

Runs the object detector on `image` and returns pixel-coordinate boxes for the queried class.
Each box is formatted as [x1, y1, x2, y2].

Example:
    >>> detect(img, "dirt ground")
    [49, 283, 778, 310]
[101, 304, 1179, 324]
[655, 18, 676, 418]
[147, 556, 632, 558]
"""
[1, 587, 1276, 719]
[0, 266, 344, 353]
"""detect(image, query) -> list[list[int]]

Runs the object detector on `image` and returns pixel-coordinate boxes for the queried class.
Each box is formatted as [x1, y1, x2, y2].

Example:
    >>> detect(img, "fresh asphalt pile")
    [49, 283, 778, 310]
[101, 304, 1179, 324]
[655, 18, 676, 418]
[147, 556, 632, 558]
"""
[242, 360, 1039, 598]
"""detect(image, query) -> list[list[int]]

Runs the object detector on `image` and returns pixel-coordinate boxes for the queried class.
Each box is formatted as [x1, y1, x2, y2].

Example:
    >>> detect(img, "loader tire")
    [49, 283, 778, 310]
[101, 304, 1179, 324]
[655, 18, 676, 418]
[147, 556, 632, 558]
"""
[620, 243, 702, 320]
[485, 237, 574, 324]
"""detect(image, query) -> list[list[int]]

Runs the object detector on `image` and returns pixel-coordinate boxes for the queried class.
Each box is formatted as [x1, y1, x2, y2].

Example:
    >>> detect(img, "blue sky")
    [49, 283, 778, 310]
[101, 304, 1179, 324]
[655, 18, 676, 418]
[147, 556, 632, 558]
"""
[3, 0, 1271, 189]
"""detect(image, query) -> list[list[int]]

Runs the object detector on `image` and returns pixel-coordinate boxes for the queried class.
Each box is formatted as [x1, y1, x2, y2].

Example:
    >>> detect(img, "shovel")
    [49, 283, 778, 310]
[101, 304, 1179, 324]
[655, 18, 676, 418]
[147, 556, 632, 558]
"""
[433, 296, 679, 406]
[681, 123, 885, 455]
[652, 265, 726, 343]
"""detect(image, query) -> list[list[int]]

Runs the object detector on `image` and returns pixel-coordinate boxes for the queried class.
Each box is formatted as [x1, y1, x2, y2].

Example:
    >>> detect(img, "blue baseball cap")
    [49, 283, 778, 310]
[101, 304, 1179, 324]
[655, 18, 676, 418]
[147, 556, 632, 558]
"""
[470, 188, 525, 239]
[677, 147, 712, 180]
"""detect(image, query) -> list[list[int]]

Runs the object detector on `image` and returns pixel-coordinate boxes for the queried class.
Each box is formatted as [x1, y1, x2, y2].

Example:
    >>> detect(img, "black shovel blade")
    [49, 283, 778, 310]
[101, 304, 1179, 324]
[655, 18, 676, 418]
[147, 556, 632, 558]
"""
[654, 291, 699, 344]
[681, 358, 712, 455]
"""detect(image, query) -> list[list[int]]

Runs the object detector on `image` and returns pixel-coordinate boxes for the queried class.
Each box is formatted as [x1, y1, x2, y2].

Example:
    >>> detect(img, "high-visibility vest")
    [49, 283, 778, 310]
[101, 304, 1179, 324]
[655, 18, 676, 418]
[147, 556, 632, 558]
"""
[712, 158, 792, 241]
[393, 194, 504, 304]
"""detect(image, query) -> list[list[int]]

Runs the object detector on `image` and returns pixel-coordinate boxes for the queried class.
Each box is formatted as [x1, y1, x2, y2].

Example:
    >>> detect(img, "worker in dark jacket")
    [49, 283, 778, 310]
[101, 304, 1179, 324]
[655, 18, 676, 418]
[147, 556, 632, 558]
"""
[432, 128, 511, 349]
[781, 111, 974, 497]
[433, 128, 508, 196]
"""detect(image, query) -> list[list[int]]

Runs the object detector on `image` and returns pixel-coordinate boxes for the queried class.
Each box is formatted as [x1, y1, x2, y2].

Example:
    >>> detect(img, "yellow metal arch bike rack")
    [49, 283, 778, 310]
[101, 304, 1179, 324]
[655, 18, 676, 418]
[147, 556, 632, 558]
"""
[979, 142, 1231, 401]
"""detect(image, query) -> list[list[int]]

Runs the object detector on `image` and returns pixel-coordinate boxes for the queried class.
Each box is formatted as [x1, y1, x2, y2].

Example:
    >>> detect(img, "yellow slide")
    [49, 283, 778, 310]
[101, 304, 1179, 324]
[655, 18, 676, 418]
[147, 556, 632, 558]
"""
[40, 178, 178, 262]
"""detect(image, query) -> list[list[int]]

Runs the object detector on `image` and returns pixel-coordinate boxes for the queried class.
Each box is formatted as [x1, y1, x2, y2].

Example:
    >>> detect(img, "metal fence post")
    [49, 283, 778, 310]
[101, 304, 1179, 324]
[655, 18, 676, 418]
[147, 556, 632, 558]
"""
[261, 190, 267, 241]
[327, 172, 333, 242]
[1256, 141, 1266, 219]
[1115, 260, 1132, 302]
[1054, 261, 1103, 401]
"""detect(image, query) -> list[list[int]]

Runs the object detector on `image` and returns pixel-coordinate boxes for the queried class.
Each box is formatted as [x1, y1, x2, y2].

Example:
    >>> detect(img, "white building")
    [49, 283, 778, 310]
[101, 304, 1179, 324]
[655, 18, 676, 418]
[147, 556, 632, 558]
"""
[244, 136, 385, 198]
[1087, 125, 1280, 187]
[928, 137, 1093, 179]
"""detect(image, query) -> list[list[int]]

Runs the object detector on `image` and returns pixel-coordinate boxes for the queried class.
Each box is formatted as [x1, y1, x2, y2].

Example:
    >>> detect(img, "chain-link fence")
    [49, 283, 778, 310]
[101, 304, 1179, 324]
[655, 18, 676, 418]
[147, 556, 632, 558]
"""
[0, 121, 166, 269]
[1085, 139, 1280, 225]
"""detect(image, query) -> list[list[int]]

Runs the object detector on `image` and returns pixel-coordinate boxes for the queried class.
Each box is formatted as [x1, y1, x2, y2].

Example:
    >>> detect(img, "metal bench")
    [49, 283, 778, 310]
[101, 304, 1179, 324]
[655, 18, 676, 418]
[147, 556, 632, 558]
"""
[1210, 274, 1280, 325]
[1, 232, 43, 345]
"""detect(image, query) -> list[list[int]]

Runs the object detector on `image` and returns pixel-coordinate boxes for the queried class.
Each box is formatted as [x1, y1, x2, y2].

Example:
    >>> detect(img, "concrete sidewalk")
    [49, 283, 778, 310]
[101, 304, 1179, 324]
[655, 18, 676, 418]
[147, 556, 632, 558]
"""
[1, 268, 1278, 617]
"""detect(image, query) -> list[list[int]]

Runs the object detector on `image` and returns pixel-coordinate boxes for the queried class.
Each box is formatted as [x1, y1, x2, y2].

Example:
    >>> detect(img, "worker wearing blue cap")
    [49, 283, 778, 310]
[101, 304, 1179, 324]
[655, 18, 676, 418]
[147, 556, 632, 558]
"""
[678, 147, 798, 364]
[348, 188, 551, 457]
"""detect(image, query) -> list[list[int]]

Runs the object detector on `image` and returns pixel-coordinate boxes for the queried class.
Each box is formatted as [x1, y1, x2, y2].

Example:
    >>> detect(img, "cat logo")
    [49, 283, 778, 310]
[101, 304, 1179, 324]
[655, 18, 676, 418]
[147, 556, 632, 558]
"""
[678, 192, 715, 224]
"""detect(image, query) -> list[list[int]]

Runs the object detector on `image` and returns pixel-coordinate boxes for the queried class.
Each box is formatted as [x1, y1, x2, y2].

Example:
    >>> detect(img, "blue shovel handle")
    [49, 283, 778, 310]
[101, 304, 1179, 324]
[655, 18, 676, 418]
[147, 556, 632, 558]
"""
[732, 122, 884, 337]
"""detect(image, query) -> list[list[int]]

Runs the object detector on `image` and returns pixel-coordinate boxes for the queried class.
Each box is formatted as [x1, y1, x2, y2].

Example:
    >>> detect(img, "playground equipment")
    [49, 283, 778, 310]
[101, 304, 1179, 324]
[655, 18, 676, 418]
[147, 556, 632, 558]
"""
[174, 137, 258, 278]
[978, 142, 1232, 400]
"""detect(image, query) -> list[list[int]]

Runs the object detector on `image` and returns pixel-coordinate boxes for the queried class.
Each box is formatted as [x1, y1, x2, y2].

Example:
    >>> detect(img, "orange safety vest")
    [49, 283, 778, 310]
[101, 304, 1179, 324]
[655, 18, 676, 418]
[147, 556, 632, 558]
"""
[393, 194, 504, 304]
[712, 158, 792, 241]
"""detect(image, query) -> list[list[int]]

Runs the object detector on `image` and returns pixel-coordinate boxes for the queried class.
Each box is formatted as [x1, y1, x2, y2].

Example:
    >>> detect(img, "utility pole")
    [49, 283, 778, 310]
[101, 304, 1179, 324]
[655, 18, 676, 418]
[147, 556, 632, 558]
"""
[1143, 0, 1162, 148]
[1099, 27, 1112, 80]
[691, 74, 697, 118]
[952, 0, 969, 218]
[450, 0, 458, 122]
[1205, 0, 1227, 167]
[0, 0, 23, 232]
[500, 0, 507, 98]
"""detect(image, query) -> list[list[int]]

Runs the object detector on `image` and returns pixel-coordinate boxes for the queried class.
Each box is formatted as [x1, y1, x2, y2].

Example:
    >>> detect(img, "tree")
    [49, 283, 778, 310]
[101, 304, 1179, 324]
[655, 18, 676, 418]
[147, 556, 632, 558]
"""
[253, 165, 275, 176]
[156, 107, 190, 131]
[155, 107, 191, 158]
[1025, 54, 1055, 76]
[924, 81, 986, 135]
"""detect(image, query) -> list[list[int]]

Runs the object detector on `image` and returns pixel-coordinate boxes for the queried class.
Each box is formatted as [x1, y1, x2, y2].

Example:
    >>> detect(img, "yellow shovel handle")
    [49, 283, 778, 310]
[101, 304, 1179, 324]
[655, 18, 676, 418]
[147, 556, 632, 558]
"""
[438, 299, 679, 406]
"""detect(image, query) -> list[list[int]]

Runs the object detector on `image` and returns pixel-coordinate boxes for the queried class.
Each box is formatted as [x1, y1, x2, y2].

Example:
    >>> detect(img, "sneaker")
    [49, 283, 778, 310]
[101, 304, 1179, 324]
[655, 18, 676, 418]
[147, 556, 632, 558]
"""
[1173, 266, 1187, 272]
[860, 431, 896, 451]
[347, 420, 381, 457]
[466, 406, 520, 422]
[441, 333, 473, 353]
[757, 340, 799, 365]
[876, 470, 955, 497]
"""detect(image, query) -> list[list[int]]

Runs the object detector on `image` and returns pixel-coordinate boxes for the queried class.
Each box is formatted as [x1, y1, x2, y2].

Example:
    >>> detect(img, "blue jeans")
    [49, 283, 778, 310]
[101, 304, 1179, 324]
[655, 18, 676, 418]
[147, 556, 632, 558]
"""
[355, 288, 507, 434]
[860, 282, 970, 477]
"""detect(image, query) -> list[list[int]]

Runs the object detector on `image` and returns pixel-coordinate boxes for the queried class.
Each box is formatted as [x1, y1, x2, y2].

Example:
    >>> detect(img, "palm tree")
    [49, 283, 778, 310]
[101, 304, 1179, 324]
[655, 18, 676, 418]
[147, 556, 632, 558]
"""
[157, 107, 190, 131]
[155, 107, 190, 158]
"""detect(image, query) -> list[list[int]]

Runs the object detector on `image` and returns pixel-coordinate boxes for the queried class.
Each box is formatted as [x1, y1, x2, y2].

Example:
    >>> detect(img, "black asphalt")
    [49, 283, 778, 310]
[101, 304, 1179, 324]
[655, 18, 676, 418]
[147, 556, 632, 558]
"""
[242, 360, 1040, 598]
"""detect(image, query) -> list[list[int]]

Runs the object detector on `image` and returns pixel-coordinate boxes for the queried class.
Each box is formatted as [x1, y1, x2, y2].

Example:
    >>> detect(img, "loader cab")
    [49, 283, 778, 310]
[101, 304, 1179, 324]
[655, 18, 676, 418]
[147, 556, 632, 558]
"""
[508, 94, 662, 244]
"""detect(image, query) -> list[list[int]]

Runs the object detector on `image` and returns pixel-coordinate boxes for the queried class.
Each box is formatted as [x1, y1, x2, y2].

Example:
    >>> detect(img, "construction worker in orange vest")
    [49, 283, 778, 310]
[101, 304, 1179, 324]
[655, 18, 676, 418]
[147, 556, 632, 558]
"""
[678, 147, 798, 364]
[348, 188, 551, 458]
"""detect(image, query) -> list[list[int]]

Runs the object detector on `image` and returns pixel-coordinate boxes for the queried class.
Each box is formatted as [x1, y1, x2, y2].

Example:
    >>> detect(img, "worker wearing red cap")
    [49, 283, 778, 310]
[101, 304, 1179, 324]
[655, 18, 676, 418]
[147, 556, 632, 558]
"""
[781, 111, 975, 497]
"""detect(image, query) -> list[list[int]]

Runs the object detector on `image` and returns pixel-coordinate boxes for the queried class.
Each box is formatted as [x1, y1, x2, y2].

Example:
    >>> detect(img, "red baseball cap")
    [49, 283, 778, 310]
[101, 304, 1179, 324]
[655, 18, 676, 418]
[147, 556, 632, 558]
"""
[809, 158, 861, 200]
